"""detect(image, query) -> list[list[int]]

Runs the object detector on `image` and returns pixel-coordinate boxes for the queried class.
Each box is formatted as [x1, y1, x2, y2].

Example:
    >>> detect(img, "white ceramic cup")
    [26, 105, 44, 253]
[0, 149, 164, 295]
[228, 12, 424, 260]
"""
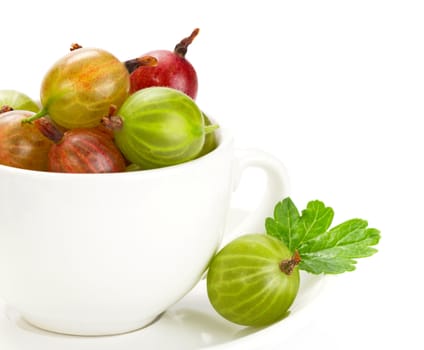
[0, 128, 289, 336]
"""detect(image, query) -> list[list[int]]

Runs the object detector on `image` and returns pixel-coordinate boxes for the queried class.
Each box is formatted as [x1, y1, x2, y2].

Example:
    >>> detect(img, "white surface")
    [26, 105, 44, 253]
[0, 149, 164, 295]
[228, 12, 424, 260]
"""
[0, 0, 423, 348]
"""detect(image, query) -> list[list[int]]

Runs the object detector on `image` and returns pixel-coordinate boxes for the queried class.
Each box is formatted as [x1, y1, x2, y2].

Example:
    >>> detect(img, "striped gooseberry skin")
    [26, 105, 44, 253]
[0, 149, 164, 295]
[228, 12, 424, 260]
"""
[0, 110, 53, 171]
[114, 87, 205, 169]
[197, 113, 218, 157]
[41, 47, 129, 129]
[48, 127, 126, 173]
[207, 234, 300, 327]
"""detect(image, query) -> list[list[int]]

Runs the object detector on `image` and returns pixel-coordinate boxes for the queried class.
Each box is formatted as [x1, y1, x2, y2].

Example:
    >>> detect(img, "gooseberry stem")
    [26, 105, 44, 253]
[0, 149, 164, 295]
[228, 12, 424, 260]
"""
[0, 105, 13, 114]
[204, 124, 219, 134]
[21, 106, 49, 124]
[124, 55, 158, 74]
[279, 251, 301, 275]
[174, 28, 200, 58]
[35, 117, 64, 143]
[101, 115, 123, 131]
[70, 43, 83, 51]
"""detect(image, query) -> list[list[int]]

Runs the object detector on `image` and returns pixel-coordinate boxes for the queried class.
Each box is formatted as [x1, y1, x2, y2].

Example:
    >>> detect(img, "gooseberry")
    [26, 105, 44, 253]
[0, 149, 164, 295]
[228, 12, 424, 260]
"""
[104, 87, 217, 169]
[23, 47, 130, 129]
[0, 89, 39, 113]
[0, 110, 53, 171]
[206, 234, 300, 327]
[36, 118, 126, 173]
[126, 28, 199, 99]
[197, 113, 218, 157]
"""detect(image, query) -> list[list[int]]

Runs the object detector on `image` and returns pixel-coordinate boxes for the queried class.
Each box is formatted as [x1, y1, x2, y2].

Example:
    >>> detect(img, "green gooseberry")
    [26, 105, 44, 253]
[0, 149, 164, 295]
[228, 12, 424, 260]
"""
[113, 87, 217, 169]
[0, 89, 39, 113]
[207, 233, 301, 327]
[197, 112, 218, 157]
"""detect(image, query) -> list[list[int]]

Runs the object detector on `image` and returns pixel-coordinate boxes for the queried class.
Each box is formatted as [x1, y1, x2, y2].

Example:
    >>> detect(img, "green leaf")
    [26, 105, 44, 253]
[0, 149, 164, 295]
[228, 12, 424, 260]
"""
[290, 200, 334, 251]
[298, 220, 380, 274]
[265, 197, 299, 249]
[265, 198, 381, 274]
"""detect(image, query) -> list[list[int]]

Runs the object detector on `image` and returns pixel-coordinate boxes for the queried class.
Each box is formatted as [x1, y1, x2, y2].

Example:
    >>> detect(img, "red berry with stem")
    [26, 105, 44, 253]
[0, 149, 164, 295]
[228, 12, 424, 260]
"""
[37, 118, 126, 173]
[125, 28, 199, 99]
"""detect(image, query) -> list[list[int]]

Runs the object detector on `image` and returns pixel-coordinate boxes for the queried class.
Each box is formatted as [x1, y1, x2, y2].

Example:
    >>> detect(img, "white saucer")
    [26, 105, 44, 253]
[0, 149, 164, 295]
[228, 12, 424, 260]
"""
[0, 272, 325, 350]
[0, 208, 327, 349]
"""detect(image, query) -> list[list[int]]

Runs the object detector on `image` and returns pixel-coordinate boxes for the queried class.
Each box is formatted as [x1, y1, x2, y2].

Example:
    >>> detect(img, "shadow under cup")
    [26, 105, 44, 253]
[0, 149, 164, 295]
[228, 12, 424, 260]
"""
[0, 128, 289, 336]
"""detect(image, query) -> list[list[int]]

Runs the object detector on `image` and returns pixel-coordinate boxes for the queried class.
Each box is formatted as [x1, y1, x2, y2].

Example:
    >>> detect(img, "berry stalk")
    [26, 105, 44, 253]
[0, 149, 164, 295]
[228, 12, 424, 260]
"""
[124, 55, 158, 74]
[279, 251, 301, 275]
[204, 124, 219, 134]
[21, 105, 49, 125]
[35, 117, 64, 143]
[174, 28, 199, 58]
[0, 105, 13, 114]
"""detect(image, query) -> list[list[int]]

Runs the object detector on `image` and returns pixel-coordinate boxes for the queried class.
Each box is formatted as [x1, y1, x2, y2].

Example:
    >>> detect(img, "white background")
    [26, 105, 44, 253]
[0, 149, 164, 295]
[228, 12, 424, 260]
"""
[1, 0, 423, 348]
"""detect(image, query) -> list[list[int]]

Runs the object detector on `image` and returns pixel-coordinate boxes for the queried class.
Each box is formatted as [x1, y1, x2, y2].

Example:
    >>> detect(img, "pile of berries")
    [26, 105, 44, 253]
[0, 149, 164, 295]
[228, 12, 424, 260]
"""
[0, 28, 218, 173]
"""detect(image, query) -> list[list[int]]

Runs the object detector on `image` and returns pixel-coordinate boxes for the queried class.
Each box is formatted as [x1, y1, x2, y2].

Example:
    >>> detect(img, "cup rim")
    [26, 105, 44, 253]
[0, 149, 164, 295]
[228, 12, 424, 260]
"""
[0, 127, 232, 178]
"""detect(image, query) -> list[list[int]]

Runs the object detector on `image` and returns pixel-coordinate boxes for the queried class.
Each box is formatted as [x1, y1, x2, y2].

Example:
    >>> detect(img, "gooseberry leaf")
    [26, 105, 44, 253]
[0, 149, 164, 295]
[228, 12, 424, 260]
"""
[265, 197, 299, 249]
[266, 198, 381, 274]
[290, 200, 334, 251]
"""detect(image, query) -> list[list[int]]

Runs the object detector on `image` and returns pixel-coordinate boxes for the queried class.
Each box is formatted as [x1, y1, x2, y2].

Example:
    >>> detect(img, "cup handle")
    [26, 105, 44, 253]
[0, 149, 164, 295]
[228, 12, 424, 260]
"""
[222, 148, 290, 245]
